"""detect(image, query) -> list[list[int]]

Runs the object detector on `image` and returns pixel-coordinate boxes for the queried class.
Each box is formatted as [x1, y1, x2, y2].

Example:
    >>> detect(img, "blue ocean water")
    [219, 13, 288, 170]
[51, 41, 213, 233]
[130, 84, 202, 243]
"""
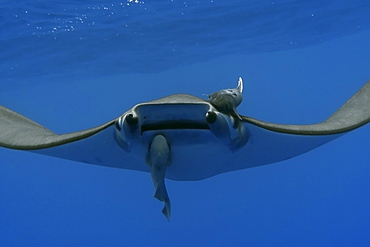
[1, 1, 370, 246]
[1, 0, 370, 81]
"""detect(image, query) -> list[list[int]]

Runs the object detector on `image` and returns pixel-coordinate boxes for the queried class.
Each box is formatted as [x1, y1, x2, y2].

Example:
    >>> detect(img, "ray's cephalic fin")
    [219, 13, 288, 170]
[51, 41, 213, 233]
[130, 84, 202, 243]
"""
[208, 77, 243, 121]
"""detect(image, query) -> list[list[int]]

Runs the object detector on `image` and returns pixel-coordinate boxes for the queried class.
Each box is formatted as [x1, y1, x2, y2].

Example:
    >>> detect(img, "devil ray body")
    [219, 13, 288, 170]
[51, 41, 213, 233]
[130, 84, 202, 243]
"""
[1, 81, 370, 180]
[15, 115, 341, 181]
[1, 78, 370, 219]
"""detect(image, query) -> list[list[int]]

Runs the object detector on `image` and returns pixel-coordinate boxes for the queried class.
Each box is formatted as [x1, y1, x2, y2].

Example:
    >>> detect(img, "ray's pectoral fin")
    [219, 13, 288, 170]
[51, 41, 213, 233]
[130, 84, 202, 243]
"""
[146, 134, 172, 221]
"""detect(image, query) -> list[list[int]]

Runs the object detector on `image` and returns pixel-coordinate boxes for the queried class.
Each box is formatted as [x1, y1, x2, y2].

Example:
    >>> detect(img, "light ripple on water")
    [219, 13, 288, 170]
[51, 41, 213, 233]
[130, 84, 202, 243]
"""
[1, 0, 370, 80]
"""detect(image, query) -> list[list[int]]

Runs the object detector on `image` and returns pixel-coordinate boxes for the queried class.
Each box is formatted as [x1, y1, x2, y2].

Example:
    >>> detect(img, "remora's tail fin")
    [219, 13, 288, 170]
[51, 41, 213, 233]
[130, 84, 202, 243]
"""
[154, 186, 171, 221]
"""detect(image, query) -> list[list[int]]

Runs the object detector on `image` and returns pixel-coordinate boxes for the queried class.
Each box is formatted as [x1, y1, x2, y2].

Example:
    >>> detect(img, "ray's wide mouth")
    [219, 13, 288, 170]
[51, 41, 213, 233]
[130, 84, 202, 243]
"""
[131, 103, 213, 133]
[141, 121, 210, 133]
